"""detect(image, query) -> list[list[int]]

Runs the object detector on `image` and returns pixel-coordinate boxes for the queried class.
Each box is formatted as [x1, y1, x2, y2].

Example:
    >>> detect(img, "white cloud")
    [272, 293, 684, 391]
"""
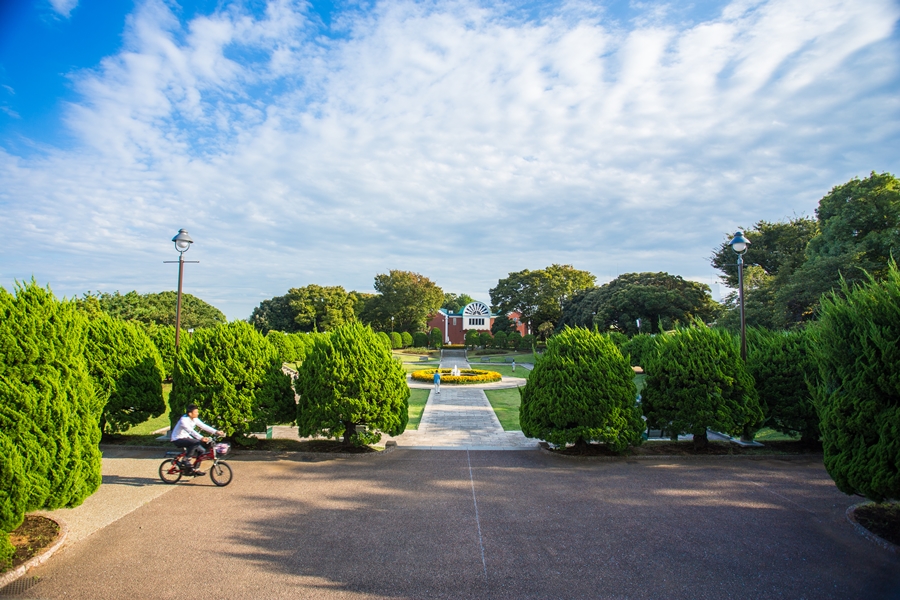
[49, 0, 78, 18]
[1, 0, 899, 318]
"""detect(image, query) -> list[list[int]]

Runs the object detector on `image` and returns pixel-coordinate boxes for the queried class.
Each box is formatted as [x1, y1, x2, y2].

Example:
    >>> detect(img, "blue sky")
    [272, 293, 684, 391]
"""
[1, 0, 898, 320]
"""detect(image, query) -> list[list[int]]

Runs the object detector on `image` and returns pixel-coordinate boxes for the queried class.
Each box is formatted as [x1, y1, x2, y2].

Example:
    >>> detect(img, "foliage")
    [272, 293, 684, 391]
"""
[493, 330, 508, 349]
[605, 331, 628, 349]
[266, 330, 321, 364]
[413, 332, 429, 348]
[390, 332, 402, 349]
[642, 324, 763, 449]
[170, 322, 296, 438]
[410, 369, 502, 384]
[519, 328, 643, 452]
[376, 331, 392, 351]
[0, 282, 102, 565]
[478, 331, 493, 348]
[508, 331, 522, 349]
[536, 322, 554, 341]
[490, 264, 596, 329]
[359, 270, 443, 332]
[401, 331, 414, 348]
[491, 313, 517, 335]
[294, 322, 409, 446]
[249, 294, 301, 334]
[84, 314, 165, 434]
[79, 290, 226, 329]
[619, 334, 659, 368]
[746, 328, 819, 443]
[289, 284, 359, 333]
[558, 272, 721, 335]
[811, 261, 900, 502]
[464, 329, 479, 348]
[429, 327, 443, 348]
[142, 323, 177, 381]
[442, 293, 475, 313]
[522, 333, 536, 349]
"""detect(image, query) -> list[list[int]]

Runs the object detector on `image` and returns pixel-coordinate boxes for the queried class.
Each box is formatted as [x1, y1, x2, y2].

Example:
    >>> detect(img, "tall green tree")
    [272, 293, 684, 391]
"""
[79, 290, 226, 329]
[490, 313, 517, 335]
[442, 293, 475, 313]
[490, 264, 595, 329]
[810, 261, 900, 502]
[429, 327, 443, 348]
[359, 270, 443, 332]
[519, 328, 643, 452]
[288, 285, 358, 333]
[84, 314, 166, 435]
[249, 294, 301, 333]
[559, 272, 720, 334]
[0, 283, 102, 566]
[142, 323, 178, 381]
[294, 322, 409, 446]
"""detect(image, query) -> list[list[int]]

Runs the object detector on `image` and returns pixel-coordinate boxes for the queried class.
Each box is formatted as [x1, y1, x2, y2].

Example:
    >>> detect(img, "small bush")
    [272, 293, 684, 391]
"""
[376, 331, 392, 351]
[508, 331, 522, 349]
[605, 331, 628, 349]
[401, 331, 414, 348]
[478, 331, 492, 348]
[390, 332, 402, 349]
[143, 323, 176, 381]
[493, 331, 508, 349]
[295, 322, 408, 446]
[519, 328, 643, 452]
[429, 327, 443, 348]
[642, 324, 762, 449]
[413, 332, 429, 348]
[811, 262, 900, 502]
[464, 330, 479, 348]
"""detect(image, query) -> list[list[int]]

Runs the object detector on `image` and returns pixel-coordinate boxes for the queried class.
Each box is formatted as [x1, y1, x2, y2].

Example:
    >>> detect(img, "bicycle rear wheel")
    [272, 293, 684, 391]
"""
[159, 459, 182, 484]
[210, 461, 233, 486]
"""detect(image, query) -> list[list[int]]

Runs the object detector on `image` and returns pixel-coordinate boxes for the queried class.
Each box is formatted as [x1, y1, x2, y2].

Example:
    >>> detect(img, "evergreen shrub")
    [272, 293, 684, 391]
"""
[642, 324, 762, 449]
[478, 332, 492, 348]
[170, 322, 295, 438]
[390, 332, 402, 349]
[811, 262, 900, 502]
[746, 328, 818, 442]
[464, 330, 479, 348]
[0, 283, 102, 565]
[620, 334, 658, 368]
[294, 322, 408, 446]
[401, 331, 414, 348]
[493, 331, 508, 349]
[522, 333, 536, 349]
[143, 323, 176, 381]
[519, 328, 643, 452]
[508, 331, 522, 349]
[85, 314, 166, 434]
[413, 332, 429, 348]
[376, 331, 392, 351]
[429, 327, 442, 348]
[605, 331, 628, 349]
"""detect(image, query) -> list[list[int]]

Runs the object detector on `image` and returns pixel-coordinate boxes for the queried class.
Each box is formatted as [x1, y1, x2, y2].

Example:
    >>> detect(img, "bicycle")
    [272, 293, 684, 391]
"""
[159, 437, 233, 486]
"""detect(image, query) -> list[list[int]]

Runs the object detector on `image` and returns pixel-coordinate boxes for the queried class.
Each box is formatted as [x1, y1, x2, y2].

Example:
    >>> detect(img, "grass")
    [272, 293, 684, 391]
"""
[484, 387, 523, 431]
[119, 383, 172, 436]
[407, 388, 429, 429]
[753, 427, 800, 442]
[478, 364, 530, 380]
[634, 374, 646, 394]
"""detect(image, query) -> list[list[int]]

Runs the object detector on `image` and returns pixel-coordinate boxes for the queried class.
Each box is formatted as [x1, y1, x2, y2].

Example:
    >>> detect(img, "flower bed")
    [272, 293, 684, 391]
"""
[410, 368, 502, 384]
[442, 344, 466, 349]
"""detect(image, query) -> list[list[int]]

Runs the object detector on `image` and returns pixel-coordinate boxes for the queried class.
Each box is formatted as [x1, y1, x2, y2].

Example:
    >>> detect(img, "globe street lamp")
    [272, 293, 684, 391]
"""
[728, 231, 751, 361]
[165, 229, 198, 351]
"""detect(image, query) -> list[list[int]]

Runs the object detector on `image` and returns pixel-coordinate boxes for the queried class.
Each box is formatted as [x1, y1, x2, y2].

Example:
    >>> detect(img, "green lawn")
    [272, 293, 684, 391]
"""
[407, 388, 429, 429]
[753, 427, 800, 442]
[122, 383, 172, 436]
[484, 387, 523, 431]
[477, 364, 530, 380]
[634, 374, 647, 394]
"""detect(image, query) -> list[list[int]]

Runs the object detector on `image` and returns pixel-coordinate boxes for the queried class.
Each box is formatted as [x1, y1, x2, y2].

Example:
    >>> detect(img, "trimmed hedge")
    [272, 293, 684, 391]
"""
[413, 332, 429, 348]
[746, 327, 818, 443]
[390, 332, 402, 349]
[170, 321, 295, 439]
[401, 331, 414, 348]
[144, 323, 177, 381]
[519, 328, 643, 452]
[85, 314, 166, 434]
[410, 368, 502, 384]
[0, 283, 102, 567]
[811, 262, 900, 502]
[295, 322, 408, 446]
[642, 324, 762, 449]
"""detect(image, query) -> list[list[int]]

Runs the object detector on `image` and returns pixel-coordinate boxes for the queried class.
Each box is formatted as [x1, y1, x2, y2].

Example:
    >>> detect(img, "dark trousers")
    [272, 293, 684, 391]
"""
[173, 439, 206, 463]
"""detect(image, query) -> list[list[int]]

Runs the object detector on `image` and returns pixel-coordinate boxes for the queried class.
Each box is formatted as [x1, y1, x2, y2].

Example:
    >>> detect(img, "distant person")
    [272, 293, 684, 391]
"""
[512, 358, 516, 372]
[433, 369, 441, 394]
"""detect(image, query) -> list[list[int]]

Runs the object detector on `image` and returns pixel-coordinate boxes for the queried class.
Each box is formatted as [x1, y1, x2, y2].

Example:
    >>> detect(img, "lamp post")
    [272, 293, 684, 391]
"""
[728, 231, 751, 361]
[165, 229, 197, 351]
[391, 315, 394, 333]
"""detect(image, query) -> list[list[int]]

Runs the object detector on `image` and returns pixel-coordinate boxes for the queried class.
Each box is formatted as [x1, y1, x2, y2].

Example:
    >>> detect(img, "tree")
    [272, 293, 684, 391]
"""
[478, 331, 493, 348]
[490, 313, 517, 335]
[294, 322, 409, 446]
[558, 272, 721, 335]
[508, 330, 522, 349]
[84, 314, 166, 435]
[390, 332, 403, 349]
[401, 331, 414, 348]
[0, 282, 102, 566]
[79, 290, 226, 329]
[267, 331, 323, 364]
[359, 270, 443, 332]
[493, 330, 508, 349]
[522, 333, 536, 350]
[746, 328, 818, 443]
[249, 294, 301, 333]
[429, 327, 443, 348]
[464, 329, 479, 349]
[536, 321, 554, 342]
[413, 332, 429, 348]
[642, 324, 762, 449]
[619, 334, 659, 368]
[442, 293, 475, 313]
[519, 328, 643, 452]
[170, 322, 295, 440]
[376, 331, 392, 351]
[810, 261, 900, 502]
[490, 265, 596, 328]
[288, 284, 359, 333]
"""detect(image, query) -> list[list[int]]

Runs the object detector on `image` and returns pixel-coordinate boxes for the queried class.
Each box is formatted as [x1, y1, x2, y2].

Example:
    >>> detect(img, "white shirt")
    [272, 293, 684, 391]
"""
[170, 414, 217, 442]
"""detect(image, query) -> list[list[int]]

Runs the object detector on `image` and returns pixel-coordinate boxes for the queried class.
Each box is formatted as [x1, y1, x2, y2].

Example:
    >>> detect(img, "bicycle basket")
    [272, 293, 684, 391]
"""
[214, 442, 231, 455]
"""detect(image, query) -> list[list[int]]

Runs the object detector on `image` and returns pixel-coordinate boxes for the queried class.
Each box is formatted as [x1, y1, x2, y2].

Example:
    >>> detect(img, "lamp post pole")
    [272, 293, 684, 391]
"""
[728, 231, 751, 362]
[165, 229, 197, 352]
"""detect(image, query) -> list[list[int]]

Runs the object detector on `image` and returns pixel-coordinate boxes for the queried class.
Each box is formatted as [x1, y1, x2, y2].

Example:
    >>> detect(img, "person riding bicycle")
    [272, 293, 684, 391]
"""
[170, 404, 224, 475]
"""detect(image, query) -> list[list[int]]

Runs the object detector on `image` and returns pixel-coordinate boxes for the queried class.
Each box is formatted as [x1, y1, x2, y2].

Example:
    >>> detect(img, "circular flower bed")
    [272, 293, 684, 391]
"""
[410, 368, 502, 384]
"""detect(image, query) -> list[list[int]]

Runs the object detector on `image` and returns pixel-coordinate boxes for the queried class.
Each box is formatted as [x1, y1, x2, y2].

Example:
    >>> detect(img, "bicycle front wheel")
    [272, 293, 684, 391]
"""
[210, 461, 233, 487]
[159, 459, 182, 484]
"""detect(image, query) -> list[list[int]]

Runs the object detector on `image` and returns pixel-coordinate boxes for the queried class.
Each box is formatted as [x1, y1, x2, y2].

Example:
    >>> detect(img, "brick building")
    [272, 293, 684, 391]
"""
[426, 301, 528, 345]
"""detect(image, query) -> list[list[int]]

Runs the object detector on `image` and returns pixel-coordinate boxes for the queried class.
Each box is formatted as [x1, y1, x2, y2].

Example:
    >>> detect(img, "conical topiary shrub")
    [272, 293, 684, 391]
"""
[642, 324, 762, 449]
[811, 261, 900, 502]
[519, 327, 643, 453]
[295, 322, 409, 446]
[84, 313, 166, 435]
[170, 321, 296, 439]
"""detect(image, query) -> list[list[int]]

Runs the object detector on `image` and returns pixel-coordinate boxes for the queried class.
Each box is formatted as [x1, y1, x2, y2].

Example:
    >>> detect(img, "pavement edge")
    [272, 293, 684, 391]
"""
[0, 514, 69, 590]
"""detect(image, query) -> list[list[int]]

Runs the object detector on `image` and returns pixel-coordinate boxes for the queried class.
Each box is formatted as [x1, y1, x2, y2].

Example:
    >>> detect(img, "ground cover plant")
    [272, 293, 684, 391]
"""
[519, 328, 643, 453]
[642, 324, 762, 449]
[295, 322, 409, 446]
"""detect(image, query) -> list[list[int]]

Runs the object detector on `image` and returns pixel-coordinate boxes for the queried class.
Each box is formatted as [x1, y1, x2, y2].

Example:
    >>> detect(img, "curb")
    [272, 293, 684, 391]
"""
[0, 515, 69, 590]
[99, 443, 399, 459]
[538, 444, 824, 462]
[846, 502, 899, 553]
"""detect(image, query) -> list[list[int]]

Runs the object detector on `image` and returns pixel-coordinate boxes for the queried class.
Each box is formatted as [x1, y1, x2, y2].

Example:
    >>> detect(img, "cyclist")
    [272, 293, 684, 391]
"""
[170, 404, 224, 475]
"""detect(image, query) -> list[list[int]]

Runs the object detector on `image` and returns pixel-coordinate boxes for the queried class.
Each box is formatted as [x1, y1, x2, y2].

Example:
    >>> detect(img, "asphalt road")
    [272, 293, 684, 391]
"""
[21, 450, 900, 599]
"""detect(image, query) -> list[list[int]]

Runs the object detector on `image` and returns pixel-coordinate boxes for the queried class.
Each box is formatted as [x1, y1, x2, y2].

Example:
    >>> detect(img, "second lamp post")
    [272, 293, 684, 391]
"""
[728, 231, 751, 361]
